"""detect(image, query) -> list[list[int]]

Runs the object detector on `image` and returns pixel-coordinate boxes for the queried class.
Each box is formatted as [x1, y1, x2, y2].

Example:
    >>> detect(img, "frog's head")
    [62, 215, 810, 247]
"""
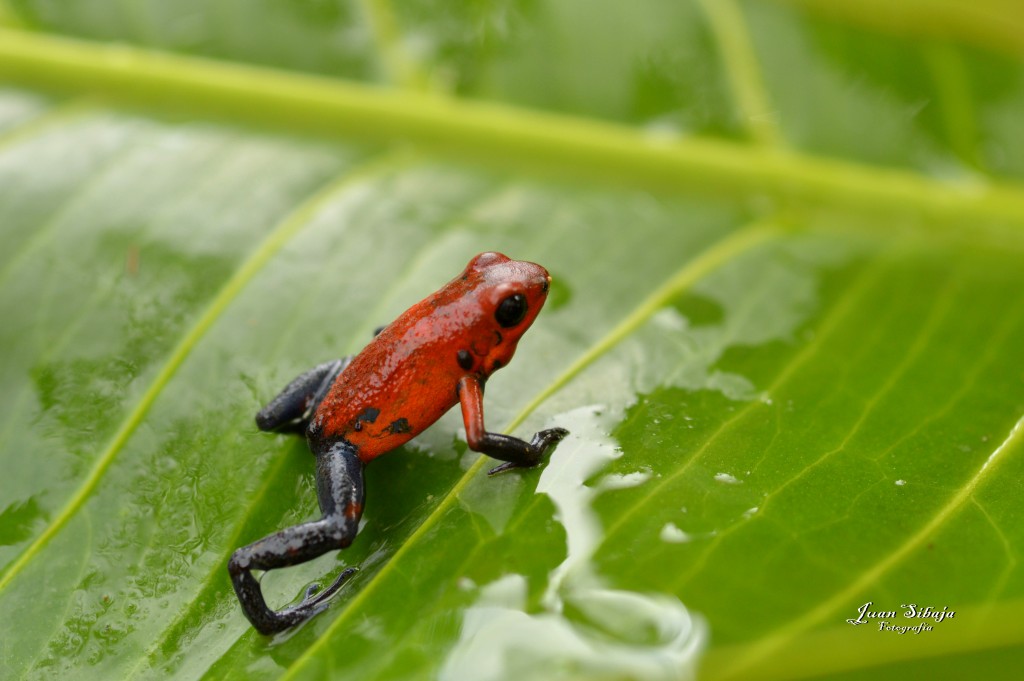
[461, 251, 552, 376]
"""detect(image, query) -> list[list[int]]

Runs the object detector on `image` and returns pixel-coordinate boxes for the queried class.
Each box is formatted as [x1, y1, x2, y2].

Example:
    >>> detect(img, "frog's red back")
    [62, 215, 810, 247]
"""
[310, 252, 552, 462]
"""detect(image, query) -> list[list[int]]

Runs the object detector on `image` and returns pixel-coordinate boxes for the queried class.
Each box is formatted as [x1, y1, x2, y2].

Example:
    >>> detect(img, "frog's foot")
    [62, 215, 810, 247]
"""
[486, 427, 570, 476]
[265, 567, 358, 630]
[302, 567, 358, 606]
[230, 556, 359, 635]
[229, 443, 365, 635]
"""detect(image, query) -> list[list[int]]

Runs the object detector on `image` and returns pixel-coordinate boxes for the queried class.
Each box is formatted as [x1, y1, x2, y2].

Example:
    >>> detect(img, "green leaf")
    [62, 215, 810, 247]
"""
[1, 2, 1023, 680]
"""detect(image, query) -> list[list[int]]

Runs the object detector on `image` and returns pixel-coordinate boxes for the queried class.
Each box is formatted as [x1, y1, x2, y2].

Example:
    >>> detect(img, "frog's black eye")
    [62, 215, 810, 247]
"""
[495, 293, 527, 328]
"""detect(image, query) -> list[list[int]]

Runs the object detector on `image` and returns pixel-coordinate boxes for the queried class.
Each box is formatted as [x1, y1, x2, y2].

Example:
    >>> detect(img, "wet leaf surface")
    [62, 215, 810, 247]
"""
[1, 2, 1023, 679]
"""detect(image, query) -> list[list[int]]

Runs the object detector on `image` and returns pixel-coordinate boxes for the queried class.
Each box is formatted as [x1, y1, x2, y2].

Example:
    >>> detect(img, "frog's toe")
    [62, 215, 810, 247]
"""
[305, 567, 357, 607]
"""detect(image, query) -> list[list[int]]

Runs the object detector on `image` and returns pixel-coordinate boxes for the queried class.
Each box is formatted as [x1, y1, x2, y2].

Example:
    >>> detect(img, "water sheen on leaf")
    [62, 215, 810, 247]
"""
[1, 1, 1024, 680]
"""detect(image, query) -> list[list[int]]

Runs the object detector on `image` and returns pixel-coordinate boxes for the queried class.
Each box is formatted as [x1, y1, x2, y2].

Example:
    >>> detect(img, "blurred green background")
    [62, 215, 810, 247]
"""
[1, 1, 1023, 680]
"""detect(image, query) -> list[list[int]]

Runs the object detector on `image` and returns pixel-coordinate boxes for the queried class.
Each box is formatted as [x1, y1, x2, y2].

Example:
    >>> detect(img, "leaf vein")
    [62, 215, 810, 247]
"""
[3, 29, 1024, 226]
[357, 0, 427, 90]
[669, 275, 962, 592]
[601, 256, 888, 545]
[132, 177, 515, 674]
[0, 149, 407, 594]
[715, 412, 1024, 679]
[280, 218, 783, 679]
[696, 0, 783, 147]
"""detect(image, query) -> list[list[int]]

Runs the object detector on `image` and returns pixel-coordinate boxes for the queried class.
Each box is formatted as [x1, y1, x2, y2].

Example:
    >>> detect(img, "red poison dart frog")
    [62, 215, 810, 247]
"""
[229, 252, 569, 634]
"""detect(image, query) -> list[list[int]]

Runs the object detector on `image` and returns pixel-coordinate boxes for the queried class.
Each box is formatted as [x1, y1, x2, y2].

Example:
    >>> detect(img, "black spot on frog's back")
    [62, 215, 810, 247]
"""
[386, 417, 411, 435]
[357, 406, 380, 424]
[353, 406, 380, 432]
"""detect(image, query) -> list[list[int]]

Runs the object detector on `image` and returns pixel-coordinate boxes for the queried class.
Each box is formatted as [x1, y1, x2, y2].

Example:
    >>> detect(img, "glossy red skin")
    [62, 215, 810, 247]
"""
[309, 252, 551, 463]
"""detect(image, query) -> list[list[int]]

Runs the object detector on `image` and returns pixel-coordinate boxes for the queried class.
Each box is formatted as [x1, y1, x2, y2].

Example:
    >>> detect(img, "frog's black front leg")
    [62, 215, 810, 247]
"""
[229, 441, 365, 634]
[457, 375, 569, 476]
[255, 358, 350, 434]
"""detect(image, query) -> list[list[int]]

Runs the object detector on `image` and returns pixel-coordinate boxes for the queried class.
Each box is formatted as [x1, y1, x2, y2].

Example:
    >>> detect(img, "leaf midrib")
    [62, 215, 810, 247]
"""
[3, 13, 1022, 677]
[2, 28, 1024, 227]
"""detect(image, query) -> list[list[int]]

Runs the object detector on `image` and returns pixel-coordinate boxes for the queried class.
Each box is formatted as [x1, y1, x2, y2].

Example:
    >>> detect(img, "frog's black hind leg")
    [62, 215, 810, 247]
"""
[255, 358, 350, 434]
[229, 442, 365, 634]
